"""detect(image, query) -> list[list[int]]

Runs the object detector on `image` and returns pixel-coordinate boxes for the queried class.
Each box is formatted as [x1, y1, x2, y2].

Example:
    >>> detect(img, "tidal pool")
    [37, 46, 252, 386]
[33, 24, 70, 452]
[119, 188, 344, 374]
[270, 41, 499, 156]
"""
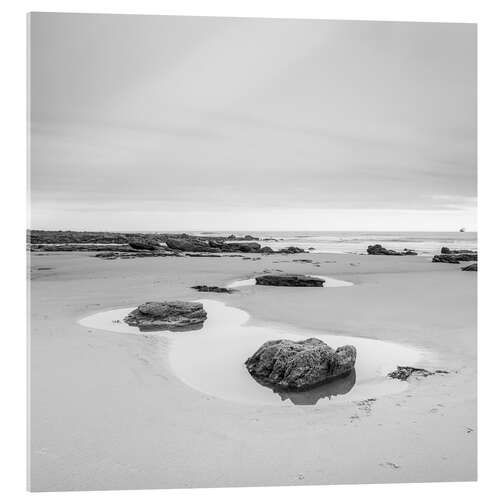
[79, 300, 428, 407]
[227, 275, 354, 289]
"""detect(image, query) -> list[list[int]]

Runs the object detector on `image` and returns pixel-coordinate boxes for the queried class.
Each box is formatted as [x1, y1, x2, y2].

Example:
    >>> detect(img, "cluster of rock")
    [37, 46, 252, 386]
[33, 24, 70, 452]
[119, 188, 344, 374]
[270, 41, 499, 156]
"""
[124, 301, 207, 331]
[245, 338, 357, 391]
[367, 244, 417, 256]
[28, 230, 308, 257]
[191, 285, 235, 293]
[255, 274, 325, 287]
[432, 247, 477, 264]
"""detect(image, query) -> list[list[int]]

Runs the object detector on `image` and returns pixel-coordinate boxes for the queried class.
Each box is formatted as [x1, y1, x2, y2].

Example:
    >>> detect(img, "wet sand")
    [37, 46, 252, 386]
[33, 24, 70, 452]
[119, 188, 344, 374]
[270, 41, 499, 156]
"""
[28, 252, 477, 491]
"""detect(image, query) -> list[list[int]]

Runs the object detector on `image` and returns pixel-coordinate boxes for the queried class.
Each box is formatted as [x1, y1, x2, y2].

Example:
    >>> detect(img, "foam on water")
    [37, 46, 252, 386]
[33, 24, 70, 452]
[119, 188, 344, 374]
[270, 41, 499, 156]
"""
[79, 300, 429, 407]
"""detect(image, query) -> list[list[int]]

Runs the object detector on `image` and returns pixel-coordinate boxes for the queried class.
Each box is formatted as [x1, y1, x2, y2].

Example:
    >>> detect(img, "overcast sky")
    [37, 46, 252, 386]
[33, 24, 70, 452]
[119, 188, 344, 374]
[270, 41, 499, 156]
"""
[29, 14, 476, 231]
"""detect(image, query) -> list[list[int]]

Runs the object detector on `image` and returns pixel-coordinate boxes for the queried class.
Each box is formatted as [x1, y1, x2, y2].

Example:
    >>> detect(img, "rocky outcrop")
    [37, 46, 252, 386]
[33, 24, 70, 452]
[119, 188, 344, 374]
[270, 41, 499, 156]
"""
[388, 366, 449, 381]
[432, 254, 460, 264]
[245, 338, 356, 391]
[367, 244, 417, 256]
[276, 246, 306, 254]
[124, 301, 207, 331]
[128, 239, 163, 251]
[259, 246, 274, 254]
[191, 285, 236, 293]
[255, 274, 325, 287]
[221, 242, 262, 253]
[433, 253, 477, 263]
[164, 238, 220, 253]
[441, 247, 476, 255]
[462, 263, 477, 271]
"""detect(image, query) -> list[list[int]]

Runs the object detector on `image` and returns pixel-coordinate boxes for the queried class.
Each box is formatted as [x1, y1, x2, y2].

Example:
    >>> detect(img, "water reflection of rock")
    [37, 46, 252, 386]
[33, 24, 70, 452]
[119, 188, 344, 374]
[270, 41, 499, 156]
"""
[133, 322, 205, 333]
[254, 370, 356, 406]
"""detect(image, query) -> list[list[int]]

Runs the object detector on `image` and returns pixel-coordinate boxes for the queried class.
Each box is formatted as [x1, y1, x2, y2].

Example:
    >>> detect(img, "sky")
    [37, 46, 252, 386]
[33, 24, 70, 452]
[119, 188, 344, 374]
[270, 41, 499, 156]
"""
[29, 14, 477, 232]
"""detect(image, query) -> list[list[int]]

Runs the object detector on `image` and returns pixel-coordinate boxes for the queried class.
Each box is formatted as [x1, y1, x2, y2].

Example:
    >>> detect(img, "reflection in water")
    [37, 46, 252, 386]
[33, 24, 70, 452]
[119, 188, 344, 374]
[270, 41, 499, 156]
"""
[79, 300, 429, 407]
[270, 370, 356, 405]
[134, 322, 204, 333]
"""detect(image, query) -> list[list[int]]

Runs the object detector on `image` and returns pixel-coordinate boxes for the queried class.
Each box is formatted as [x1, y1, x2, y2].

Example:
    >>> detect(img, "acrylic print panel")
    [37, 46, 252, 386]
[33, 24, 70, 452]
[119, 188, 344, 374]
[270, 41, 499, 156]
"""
[28, 12, 477, 491]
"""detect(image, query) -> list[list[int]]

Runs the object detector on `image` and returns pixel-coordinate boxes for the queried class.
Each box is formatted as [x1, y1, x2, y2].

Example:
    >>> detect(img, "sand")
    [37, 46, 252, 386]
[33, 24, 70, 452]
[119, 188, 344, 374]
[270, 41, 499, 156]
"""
[28, 251, 477, 491]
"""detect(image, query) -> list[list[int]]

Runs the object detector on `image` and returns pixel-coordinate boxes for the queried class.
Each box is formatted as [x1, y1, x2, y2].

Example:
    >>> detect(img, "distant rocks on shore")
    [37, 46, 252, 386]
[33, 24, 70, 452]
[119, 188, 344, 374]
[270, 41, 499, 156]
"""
[27, 230, 310, 257]
[191, 285, 236, 293]
[245, 338, 356, 391]
[124, 301, 207, 331]
[432, 250, 477, 264]
[255, 274, 325, 287]
[441, 247, 476, 255]
[367, 244, 417, 256]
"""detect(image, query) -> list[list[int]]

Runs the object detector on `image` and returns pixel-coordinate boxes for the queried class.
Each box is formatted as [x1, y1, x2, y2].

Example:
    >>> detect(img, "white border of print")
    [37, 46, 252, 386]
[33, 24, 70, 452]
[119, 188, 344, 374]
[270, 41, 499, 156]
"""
[1, 1, 498, 499]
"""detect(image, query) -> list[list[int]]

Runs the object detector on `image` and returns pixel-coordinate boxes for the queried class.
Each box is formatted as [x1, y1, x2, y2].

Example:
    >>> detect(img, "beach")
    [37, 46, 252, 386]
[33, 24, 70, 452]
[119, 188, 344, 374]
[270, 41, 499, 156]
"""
[28, 250, 477, 491]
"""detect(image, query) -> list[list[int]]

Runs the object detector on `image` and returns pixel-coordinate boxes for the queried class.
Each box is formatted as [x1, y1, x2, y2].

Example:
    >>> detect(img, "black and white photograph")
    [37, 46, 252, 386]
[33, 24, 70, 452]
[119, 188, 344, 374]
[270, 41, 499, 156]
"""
[27, 12, 477, 492]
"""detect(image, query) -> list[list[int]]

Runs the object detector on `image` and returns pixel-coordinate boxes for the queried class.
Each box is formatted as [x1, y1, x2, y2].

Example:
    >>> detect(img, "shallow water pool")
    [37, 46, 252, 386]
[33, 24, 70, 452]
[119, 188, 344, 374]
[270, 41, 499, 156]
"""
[227, 275, 354, 289]
[79, 300, 428, 406]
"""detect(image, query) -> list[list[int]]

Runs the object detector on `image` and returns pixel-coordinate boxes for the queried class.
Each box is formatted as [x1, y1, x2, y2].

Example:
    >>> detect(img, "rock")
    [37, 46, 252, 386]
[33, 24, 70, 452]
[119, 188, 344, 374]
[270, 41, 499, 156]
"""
[432, 254, 460, 263]
[292, 259, 313, 263]
[276, 246, 306, 254]
[367, 244, 417, 256]
[456, 253, 477, 261]
[388, 366, 449, 381]
[259, 246, 274, 254]
[164, 238, 220, 253]
[461, 263, 477, 271]
[191, 285, 236, 293]
[124, 301, 207, 331]
[221, 242, 261, 253]
[245, 338, 356, 391]
[128, 239, 162, 251]
[441, 247, 477, 255]
[255, 274, 325, 287]
[433, 253, 477, 263]
[185, 253, 221, 258]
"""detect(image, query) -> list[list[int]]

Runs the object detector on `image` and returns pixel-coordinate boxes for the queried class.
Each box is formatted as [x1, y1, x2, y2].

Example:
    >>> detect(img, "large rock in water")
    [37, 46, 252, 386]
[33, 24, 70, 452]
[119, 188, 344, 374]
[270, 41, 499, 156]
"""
[124, 301, 207, 330]
[245, 338, 356, 390]
[255, 274, 325, 287]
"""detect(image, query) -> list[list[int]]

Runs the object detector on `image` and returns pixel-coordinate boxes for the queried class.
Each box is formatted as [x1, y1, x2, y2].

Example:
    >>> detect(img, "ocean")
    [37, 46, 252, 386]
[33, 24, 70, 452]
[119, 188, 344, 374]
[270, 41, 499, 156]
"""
[194, 231, 477, 256]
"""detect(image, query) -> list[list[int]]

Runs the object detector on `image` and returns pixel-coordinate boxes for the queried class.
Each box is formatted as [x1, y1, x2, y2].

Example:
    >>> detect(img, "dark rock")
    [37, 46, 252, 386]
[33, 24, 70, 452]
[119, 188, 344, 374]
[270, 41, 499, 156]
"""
[245, 338, 356, 391]
[433, 253, 477, 263]
[164, 238, 219, 253]
[221, 242, 261, 253]
[191, 285, 236, 293]
[276, 246, 306, 254]
[456, 253, 477, 262]
[441, 247, 476, 255]
[185, 253, 221, 258]
[432, 254, 460, 263]
[124, 301, 207, 331]
[388, 366, 449, 381]
[367, 244, 417, 256]
[255, 274, 325, 287]
[462, 263, 477, 271]
[259, 246, 274, 254]
[128, 239, 163, 251]
[292, 259, 313, 263]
